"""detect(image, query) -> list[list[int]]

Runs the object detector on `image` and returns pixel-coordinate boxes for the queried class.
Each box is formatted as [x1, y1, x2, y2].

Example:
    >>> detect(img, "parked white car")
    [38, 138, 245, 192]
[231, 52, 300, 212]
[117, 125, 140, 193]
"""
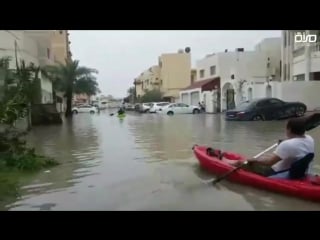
[161, 103, 201, 115]
[140, 103, 153, 113]
[149, 102, 170, 113]
[72, 105, 98, 114]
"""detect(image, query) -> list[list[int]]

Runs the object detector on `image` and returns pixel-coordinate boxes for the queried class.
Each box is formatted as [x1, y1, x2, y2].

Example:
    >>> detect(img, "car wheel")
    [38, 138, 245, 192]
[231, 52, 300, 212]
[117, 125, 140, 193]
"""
[252, 115, 263, 121]
[167, 111, 174, 116]
[90, 110, 95, 114]
[295, 106, 305, 117]
[72, 110, 78, 114]
[193, 109, 200, 114]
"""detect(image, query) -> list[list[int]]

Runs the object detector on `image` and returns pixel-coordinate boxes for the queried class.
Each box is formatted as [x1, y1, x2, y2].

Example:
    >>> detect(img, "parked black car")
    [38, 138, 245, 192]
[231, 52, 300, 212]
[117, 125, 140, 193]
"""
[225, 98, 307, 121]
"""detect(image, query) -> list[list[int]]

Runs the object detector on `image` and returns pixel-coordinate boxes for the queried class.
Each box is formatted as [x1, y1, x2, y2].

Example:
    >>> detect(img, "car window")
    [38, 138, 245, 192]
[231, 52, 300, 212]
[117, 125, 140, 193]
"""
[269, 99, 283, 105]
[177, 103, 188, 107]
[169, 104, 177, 108]
[256, 100, 269, 108]
[158, 103, 169, 107]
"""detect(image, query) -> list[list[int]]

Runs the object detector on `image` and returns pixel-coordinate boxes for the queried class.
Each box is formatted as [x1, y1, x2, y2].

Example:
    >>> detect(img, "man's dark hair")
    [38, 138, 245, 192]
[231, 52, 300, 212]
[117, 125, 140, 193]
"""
[286, 118, 306, 135]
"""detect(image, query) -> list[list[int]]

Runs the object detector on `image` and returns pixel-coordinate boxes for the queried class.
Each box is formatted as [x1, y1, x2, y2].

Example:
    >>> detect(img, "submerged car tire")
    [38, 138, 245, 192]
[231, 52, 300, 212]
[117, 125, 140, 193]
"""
[193, 109, 200, 114]
[167, 111, 174, 116]
[72, 110, 78, 114]
[252, 115, 263, 121]
[90, 110, 95, 114]
[295, 106, 306, 117]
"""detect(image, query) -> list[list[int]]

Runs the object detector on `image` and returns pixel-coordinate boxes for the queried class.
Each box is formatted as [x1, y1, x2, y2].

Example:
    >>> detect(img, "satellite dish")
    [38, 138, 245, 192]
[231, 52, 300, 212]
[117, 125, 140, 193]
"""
[185, 47, 191, 53]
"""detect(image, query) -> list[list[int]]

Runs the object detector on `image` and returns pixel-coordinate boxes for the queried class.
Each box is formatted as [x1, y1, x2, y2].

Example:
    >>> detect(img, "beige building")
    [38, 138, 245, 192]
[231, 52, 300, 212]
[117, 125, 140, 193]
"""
[51, 30, 72, 64]
[134, 65, 161, 100]
[134, 48, 192, 102]
[191, 69, 197, 84]
[158, 51, 191, 102]
[0, 30, 55, 104]
[50, 30, 72, 112]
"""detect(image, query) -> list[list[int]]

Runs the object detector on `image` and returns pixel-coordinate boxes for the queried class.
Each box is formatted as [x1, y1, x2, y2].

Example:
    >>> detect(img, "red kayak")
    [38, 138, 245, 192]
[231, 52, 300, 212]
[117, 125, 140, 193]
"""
[193, 145, 320, 202]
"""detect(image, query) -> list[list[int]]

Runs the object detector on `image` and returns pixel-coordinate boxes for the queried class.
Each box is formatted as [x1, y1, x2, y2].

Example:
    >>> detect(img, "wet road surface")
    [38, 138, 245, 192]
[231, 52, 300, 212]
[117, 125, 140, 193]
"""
[2, 111, 320, 210]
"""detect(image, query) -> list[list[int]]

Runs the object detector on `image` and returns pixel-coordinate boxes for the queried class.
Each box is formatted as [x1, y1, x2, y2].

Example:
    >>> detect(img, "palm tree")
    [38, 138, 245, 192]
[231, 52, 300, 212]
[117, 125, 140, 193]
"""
[74, 75, 101, 104]
[43, 59, 98, 117]
[0, 57, 41, 128]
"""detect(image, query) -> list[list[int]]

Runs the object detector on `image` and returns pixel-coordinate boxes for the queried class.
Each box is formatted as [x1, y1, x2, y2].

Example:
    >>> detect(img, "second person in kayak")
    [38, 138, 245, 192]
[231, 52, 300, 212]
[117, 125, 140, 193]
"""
[233, 117, 315, 179]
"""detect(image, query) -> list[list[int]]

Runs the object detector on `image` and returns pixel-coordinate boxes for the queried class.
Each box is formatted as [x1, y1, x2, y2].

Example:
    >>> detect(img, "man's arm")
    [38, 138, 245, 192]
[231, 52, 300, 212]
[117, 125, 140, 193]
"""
[247, 142, 290, 166]
[247, 154, 282, 166]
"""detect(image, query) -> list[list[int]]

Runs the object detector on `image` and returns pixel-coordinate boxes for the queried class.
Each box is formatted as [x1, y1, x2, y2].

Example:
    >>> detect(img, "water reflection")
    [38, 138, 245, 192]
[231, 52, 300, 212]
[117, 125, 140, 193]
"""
[1, 111, 320, 210]
[5, 114, 102, 210]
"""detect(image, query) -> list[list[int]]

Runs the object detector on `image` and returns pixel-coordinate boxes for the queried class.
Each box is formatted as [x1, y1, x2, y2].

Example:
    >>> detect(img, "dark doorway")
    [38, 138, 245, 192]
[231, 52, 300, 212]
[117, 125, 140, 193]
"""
[226, 89, 235, 110]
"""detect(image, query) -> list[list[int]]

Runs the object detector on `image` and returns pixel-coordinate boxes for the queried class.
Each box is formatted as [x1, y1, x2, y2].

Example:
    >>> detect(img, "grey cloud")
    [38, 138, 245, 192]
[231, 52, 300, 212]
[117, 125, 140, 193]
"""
[69, 30, 281, 98]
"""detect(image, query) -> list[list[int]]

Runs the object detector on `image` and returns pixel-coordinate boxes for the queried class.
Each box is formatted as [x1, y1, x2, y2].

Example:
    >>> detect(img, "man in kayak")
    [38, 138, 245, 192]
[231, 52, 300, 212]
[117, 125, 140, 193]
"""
[233, 117, 315, 178]
[118, 107, 125, 115]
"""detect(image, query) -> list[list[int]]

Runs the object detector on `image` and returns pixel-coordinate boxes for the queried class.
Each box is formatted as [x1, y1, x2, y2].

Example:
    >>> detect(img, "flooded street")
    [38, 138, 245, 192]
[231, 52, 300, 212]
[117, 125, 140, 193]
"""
[2, 111, 320, 210]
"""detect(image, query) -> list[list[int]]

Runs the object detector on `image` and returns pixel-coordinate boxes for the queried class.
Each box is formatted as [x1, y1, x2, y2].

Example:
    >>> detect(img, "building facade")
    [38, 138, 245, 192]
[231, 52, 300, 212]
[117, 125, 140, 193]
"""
[134, 48, 192, 103]
[51, 30, 72, 64]
[50, 30, 72, 112]
[134, 65, 161, 101]
[276, 30, 320, 110]
[189, 37, 281, 112]
[158, 50, 191, 102]
[0, 30, 54, 104]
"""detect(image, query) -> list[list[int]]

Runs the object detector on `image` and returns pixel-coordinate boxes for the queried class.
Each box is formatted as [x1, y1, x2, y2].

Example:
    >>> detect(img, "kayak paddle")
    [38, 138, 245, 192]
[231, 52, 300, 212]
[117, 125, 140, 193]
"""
[206, 112, 320, 185]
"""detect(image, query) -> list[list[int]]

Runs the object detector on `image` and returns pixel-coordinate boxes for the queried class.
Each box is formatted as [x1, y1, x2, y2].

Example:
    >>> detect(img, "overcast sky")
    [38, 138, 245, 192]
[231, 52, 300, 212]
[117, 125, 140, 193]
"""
[69, 30, 281, 98]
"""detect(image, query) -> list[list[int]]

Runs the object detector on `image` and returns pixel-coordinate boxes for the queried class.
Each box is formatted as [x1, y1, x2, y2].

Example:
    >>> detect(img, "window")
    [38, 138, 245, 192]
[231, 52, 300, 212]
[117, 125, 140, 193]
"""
[177, 103, 188, 107]
[59, 30, 63, 34]
[158, 103, 169, 107]
[284, 64, 287, 81]
[310, 72, 320, 81]
[283, 31, 287, 47]
[199, 69, 205, 78]
[294, 74, 305, 81]
[288, 64, 290, 80]
[47, 48, 50, 59]
[279, 61, 282, 78]
[210, 66, 216, 75]
[256, 100, 269, 108]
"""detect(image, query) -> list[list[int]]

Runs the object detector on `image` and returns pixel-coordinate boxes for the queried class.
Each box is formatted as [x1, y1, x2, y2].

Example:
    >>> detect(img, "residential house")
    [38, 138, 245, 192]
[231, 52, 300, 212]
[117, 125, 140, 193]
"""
[273, 30, 320, 110]
[24, 30, 55, 104]
[181, 38, 281, 113]
[73, 93, 90, 105]
[134, 48, 192, 103]
[0, 30, 57, 129]
[134, 65, 161, 101]
[51, 30, 72, 113]
[158, 49, 191, 102]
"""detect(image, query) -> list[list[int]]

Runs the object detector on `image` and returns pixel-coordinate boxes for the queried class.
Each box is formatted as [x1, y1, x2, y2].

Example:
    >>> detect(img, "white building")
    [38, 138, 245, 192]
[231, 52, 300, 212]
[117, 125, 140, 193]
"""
[180, 37, 281, 112]
[274, 30, 320, 110]
[0, 30, 54, 104]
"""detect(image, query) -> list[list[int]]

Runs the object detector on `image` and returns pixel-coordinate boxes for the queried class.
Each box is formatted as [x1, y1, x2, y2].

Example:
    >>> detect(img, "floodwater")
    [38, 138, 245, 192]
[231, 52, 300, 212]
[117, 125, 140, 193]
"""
[1, 111, 320, 210]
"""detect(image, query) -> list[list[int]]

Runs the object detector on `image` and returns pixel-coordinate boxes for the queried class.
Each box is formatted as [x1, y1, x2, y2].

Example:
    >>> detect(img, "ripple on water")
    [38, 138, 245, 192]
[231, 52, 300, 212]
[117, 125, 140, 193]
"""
[3, 113, 320, 210]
